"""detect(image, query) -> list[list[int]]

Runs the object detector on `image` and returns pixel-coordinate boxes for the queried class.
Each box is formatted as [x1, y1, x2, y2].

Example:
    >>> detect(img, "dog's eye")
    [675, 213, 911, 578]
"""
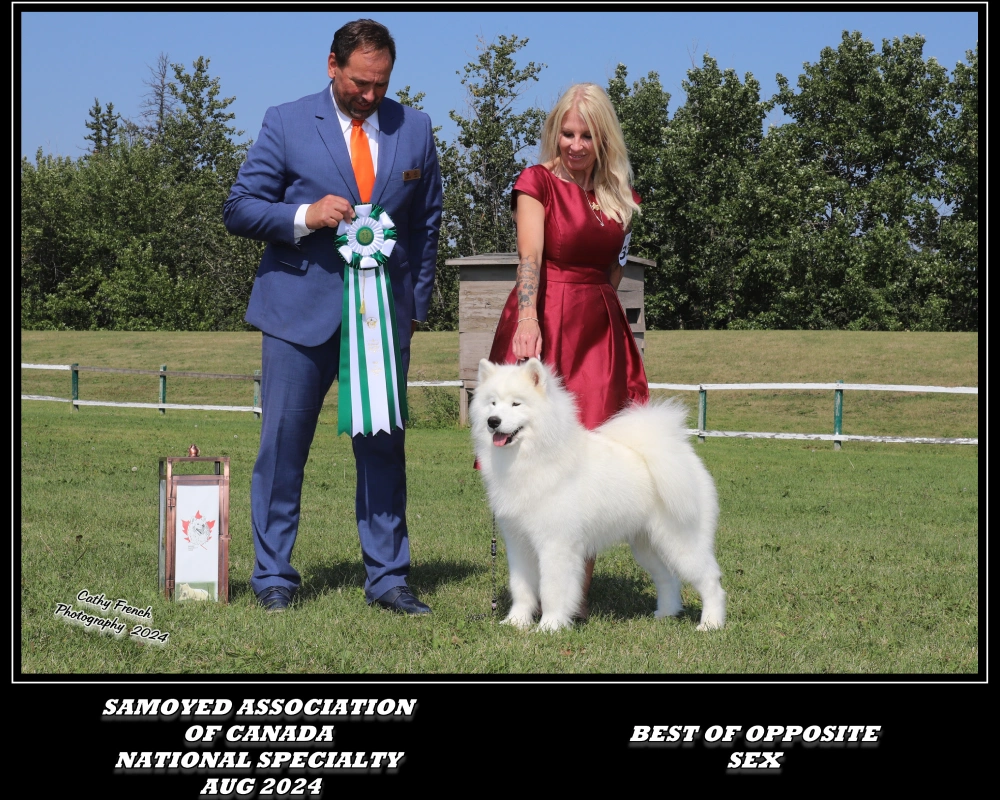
[512, 402, 521, 407]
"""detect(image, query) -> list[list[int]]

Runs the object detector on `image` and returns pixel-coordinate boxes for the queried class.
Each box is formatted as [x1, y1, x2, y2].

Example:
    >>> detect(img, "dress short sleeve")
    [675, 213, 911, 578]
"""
[511, 165, 551, 211]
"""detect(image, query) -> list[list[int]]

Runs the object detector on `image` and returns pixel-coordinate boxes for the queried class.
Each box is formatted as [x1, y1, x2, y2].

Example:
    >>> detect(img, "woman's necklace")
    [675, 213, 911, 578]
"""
[582, 187, 605, 227]
[554, 161, 604, 226]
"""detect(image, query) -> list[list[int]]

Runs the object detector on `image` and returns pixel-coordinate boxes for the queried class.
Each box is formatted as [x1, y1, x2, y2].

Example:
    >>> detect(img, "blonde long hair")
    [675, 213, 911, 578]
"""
[538, 83, 640, 230]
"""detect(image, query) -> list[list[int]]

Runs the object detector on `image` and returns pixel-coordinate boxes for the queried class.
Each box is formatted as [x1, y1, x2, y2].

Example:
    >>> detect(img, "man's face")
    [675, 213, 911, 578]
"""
[328, 47, 393, 120]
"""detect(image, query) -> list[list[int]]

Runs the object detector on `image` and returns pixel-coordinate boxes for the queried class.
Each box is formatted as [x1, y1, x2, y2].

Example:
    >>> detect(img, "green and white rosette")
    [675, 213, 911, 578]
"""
[335, 204, 408, 437]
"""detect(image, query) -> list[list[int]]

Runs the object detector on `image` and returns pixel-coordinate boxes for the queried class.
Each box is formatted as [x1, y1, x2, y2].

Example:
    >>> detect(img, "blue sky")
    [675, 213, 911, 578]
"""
[18, 5, 981, 161]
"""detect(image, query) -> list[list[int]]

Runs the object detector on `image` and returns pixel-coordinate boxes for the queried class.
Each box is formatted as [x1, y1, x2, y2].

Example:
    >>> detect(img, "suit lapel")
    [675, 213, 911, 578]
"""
[314, 85, 361, 203]
[372, 100, 400, 205]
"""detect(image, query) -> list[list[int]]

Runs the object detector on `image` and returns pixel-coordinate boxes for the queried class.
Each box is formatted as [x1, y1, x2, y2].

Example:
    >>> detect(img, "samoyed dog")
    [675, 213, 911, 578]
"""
[471, 358, 726, 632]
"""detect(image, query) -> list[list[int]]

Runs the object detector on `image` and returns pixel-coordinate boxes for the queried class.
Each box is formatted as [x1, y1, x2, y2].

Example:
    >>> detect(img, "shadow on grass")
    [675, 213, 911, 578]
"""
[586, 574, 704, 625]
[467, 573, 706, 627]
[231, 559, 703, 625]
[294, 557, 486, 601]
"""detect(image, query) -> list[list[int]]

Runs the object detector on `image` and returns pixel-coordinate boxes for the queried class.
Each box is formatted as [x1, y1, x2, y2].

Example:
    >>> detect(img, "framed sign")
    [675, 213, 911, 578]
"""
[158, 454, 230, 603]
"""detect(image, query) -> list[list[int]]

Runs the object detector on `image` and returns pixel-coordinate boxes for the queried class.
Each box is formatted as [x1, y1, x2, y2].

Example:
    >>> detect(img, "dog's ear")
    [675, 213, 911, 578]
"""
[478, 359, 497, 383]
[524, 358, 547, 389]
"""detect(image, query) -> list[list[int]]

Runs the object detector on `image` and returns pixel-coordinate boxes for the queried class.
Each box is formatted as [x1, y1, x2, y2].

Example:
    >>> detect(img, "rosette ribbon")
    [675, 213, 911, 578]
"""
[334, 204, 408, 436]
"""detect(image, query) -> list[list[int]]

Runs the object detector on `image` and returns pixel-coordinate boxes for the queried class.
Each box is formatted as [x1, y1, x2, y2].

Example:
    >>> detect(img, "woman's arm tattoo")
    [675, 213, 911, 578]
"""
[516, 257, 539, 312]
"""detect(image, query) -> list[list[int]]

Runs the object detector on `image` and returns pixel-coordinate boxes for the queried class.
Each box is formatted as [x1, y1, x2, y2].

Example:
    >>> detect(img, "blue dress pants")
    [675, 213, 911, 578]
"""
[250, 331, 411, 603]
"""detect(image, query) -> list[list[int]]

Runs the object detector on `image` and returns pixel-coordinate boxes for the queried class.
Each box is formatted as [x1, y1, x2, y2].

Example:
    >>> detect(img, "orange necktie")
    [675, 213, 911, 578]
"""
[350, 119, 375, 203]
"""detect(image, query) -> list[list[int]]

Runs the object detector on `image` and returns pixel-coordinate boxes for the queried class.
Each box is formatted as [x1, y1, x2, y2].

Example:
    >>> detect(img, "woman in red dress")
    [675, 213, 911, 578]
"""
[488, 83, 649, 619]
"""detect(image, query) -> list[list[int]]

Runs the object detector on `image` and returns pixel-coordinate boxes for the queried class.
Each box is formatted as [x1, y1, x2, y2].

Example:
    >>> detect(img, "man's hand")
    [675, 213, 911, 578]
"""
[305, 195, 355, 229]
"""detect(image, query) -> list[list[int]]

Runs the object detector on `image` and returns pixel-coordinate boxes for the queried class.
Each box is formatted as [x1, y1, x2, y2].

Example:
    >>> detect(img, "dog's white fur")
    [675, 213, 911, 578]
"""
[177, 583, 210, 602]
[471, 358, 726, 632]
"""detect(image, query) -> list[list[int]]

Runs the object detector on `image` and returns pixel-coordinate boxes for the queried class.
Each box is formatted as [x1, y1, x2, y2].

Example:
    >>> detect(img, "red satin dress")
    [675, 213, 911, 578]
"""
[489, 165, 649, 430]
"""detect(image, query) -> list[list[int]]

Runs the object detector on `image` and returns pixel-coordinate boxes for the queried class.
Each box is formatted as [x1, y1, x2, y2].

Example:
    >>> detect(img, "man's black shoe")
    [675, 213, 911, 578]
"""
[257, 586, 294, 612]
[372, 586, 431, 615]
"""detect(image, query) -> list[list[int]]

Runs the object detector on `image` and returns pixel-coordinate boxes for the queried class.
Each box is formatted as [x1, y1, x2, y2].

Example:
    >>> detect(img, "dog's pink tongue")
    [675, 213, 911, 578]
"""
[492, 432, 509, 447]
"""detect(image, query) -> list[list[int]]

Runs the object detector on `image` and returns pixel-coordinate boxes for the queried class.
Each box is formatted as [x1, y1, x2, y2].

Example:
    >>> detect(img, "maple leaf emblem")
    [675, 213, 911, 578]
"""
[181, 510, 215, 549]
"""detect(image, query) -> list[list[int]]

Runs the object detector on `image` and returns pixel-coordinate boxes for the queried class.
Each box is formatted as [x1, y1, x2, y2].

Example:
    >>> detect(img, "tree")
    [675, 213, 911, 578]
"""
[607, 65, 671, 324]
[138, 52, 177, 144]
[772, 31, 953, 330]
[21, 150, 87, 328]
[932, 43, 978, 330]
[83, 99, 119, 154]
[21, 56, 260, 332]
[448, 35, 547, 256]
[652, 53, 772, 328]
[404, 36, 546, 330]
[396, 86, 460, 330]
[157, 56, 257, 329]
[940, 44, 978, 224]
[25, 32, 975, 334]
[161, 55, 245, 175]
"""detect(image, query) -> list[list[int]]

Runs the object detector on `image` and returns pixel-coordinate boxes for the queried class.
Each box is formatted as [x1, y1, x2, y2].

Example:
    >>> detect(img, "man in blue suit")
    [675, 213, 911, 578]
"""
[224, 19, 442, 614]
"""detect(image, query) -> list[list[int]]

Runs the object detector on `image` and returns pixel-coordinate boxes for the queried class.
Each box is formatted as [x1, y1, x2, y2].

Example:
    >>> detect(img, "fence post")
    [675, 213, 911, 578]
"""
[833, 379, 843, 450]
[253, 369, 261, 420]
[159, 365, 167, 415]
[71, 363, 79, 412]
[698, 386, 707, 443]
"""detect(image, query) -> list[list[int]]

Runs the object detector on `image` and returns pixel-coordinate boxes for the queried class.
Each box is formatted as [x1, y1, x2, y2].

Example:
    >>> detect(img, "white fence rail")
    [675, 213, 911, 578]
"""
[22, 363, 977, 446]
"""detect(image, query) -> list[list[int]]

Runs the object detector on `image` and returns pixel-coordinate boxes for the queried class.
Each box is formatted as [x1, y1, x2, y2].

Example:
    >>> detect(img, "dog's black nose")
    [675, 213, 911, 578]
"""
[487, 416, 501, 430]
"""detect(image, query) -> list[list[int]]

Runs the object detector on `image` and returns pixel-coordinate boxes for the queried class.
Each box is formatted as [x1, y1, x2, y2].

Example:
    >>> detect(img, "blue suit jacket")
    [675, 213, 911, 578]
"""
[224, 87, 443, 348]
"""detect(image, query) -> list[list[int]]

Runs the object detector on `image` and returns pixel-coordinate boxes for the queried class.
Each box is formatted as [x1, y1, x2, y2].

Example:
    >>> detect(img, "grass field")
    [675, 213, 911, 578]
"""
[19, 331, 978, 674]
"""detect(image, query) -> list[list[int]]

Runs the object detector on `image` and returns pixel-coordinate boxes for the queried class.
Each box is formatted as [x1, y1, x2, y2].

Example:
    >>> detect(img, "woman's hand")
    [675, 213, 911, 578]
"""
[513, 318, 542, 360]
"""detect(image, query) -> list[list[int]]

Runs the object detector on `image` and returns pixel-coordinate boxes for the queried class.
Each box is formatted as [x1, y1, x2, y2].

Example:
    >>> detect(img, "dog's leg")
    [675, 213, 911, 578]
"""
[660, 544, 726, 630]
[647, 524, 726, 630]
[691, 569, 727, 631]
[536, 543, 585, 632]
[502, 532, 540, 629]
[630, 535, 683, 619]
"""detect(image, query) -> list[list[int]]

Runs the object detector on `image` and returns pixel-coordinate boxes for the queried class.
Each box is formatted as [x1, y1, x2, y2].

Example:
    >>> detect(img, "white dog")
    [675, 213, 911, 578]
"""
[177, 583, 211, 602]
[471, 358, 726, 632]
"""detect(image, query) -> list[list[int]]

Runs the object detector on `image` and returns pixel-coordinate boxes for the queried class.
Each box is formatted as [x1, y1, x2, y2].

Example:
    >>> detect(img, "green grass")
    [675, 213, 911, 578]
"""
[19, 331, 978, 674]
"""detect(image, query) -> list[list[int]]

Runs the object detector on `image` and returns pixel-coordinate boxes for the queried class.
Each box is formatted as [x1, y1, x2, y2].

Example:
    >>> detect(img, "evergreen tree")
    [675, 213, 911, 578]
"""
[448, 35, 546, 256]
[83, 99, 119, 154]
[160, 56, 244, 175]
[159, 56, 257, 329]
[403, 36, 546, 330]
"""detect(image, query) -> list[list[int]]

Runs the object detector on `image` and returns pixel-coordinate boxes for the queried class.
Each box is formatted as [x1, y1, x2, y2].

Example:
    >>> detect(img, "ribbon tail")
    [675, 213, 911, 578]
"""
[374, 270, 400, 429]
[338, 268, 356, 435]
[381, 273, 408, 424]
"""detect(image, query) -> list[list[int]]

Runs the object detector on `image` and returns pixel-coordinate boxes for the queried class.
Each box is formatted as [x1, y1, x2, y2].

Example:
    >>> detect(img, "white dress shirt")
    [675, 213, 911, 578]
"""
[294, 85, 380, 240]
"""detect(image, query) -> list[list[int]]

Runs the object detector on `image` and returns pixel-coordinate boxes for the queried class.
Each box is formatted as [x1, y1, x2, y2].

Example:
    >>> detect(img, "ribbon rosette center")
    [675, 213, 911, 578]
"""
[336, 204, 397, 270]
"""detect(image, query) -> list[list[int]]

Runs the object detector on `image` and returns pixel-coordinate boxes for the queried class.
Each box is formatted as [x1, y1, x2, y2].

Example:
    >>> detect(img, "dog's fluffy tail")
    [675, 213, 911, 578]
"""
[598, 399, 718, 529]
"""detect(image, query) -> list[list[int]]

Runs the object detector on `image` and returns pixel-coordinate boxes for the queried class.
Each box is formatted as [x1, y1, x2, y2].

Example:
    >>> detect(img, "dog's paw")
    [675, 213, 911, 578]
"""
[502, 612, 534, 630]
[696, 604, 726, 630]
[536, 615, 573, 633]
